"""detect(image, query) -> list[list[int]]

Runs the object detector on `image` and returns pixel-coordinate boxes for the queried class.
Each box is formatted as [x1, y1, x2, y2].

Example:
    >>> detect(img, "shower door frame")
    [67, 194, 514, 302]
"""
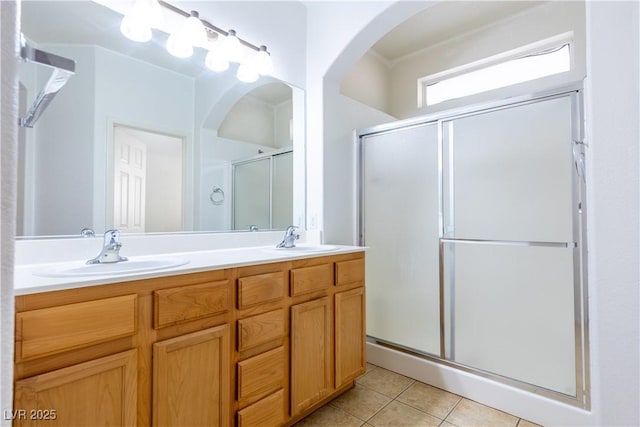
[231, 147, 293, 230]
[357, 82, 589, 409]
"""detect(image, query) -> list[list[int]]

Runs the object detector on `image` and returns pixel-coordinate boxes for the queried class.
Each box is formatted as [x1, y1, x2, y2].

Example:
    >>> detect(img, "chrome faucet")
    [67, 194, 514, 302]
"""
[86, 229, 128, 264]
[277, 226, 299, 248]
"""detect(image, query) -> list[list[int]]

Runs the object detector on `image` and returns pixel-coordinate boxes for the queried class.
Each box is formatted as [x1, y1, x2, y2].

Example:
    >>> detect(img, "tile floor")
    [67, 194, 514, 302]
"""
[295, 363, 542, 427]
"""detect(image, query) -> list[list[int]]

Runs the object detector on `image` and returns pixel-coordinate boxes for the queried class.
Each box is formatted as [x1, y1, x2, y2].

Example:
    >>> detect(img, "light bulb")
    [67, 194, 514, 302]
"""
[251, 45, 273, 75]
[166, 33, 193, 58]
[120, 0, 163, 42]
[221, 30, 244, 63]
[205, 44, 229, 72]
[237, 63, 258, 83]
[144, 0, 164, 29]
[183, 11, 208, 48]
[120, 14, 152, 42]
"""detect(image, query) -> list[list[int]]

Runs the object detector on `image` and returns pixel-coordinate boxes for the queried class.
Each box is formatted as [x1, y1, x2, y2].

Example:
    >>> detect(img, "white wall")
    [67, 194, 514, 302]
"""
[218, 96, 293, 149]
[219, 96, 277, 147]
[274, 99, 293, 148]
[28, 45, 95, 236]
[584, 1, 640, 425]
[340, 51, 391, 115]
[0, 2, 18, 424]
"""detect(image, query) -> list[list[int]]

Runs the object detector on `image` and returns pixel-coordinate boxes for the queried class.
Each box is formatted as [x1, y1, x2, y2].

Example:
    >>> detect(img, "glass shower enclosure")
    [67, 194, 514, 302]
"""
[358, 88, 588, 406]
[232, 150, 293, 230]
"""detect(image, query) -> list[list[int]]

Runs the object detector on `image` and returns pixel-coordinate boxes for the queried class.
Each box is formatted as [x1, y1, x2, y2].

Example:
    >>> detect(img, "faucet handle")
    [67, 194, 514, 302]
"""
[80, 227, 95, 237]
[104, 229, 121, 245]
[285, 225, 298, 235]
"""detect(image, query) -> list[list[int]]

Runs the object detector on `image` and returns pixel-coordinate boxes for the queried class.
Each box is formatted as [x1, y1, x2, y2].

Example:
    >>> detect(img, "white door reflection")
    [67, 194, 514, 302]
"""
[112, 125, 184, 233]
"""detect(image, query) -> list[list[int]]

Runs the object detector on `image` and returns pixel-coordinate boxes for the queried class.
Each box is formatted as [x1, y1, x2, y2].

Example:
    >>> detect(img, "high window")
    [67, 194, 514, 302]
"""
[418, 36, 572, 107]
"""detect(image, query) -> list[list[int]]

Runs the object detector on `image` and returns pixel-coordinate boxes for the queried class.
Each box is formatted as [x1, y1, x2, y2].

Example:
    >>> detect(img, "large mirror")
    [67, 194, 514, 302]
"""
[17, 0, 305, 238]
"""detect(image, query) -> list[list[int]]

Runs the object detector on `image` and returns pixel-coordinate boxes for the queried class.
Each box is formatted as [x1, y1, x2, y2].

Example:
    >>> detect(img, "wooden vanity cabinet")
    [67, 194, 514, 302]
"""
[13, 251, 365, 427]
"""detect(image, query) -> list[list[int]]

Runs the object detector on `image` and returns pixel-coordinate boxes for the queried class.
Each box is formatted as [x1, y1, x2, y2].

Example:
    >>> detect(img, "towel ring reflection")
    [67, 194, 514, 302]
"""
[209, 186, 225, 205]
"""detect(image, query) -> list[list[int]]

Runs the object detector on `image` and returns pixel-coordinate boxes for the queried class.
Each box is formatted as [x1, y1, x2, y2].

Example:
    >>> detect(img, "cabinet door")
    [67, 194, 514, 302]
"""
[335, 287, 366, 388]
[153, 325, 230, 427]
[14, 350, 137, 427]
[290, 297, 331, 416]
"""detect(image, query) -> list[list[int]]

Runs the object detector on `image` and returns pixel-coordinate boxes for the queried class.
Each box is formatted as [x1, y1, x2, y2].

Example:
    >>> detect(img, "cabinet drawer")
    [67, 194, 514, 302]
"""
[335, 258, 365, 286]
[237, 346, 285, 407]
[237, 389, 285, 427]
[16, 294, 137, 361]
[154, 280, 230, 328]
[290, 263, 333, 296]
[237, 272, 285, 309]
[238, 309, 285, 352]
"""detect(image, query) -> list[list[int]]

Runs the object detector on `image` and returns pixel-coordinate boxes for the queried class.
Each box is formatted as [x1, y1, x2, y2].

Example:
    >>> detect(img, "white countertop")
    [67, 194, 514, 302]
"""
[14, 244, 365, 296]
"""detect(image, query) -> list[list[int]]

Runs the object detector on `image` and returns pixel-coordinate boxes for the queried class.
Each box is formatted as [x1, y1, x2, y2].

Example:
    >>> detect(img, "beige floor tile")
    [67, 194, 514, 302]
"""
[366, 363, 378, 373]
[368, 401, 442, 427]
[517, 419, 543, 427]
[446, 399, 518, 427]
[441, 422, 457, 427]
[330, 384, 392, 421]
[356, 367, 415, 398]
[294, 405, 364, 427]
[397, 381, 461, 419]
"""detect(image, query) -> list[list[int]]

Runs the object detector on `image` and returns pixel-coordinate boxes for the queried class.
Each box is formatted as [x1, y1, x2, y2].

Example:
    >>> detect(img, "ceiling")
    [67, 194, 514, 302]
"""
[249, 83, 292, 105]
[372, 1, 547, 63]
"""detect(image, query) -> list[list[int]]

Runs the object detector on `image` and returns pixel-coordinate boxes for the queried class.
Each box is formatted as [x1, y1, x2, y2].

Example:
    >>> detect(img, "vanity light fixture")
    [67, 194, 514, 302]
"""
[119, 0, 274, 81]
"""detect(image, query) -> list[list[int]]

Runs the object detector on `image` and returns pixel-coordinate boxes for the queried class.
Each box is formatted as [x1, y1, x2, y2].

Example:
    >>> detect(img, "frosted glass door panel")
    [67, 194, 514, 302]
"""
[233, 159, 270, 230]
[445, 96, 574, 242]
[363, 123, 440, 356]
[443, 242, 576, 396]
[272, 152, 293, 229]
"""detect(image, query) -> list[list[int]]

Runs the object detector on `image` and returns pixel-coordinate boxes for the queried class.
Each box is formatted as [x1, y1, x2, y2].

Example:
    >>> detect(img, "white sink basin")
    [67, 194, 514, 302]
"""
[266, 244, 341, 254]
[34, 258, 189, 278]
